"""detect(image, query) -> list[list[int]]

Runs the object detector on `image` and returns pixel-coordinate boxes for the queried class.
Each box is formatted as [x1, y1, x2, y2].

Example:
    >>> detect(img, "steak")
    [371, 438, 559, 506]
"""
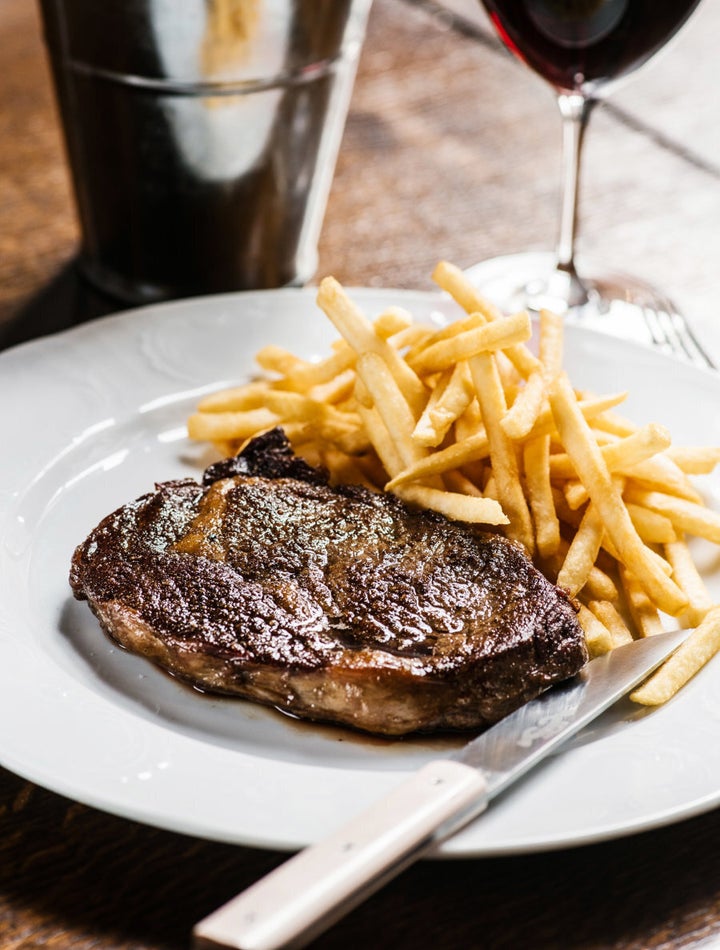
[69, 428, 587, 735]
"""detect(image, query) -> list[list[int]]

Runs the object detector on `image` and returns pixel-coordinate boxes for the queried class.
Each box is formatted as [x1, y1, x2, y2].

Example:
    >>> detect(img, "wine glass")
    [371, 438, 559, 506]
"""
[467, 0, 706, 352]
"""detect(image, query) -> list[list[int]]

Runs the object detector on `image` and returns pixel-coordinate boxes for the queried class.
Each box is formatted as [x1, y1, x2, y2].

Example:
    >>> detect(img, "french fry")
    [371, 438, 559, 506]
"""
[621, 454, 702, 504]
[431, 260, 504, 322]
[404, 314, 483, 366]
[618, 565, 664, 639]
[317, 277, 427, 416]
[557, 503, 604, 597]
[624, 485, 720, 544]
[626, 502, 677, 545]
[356, 402, 404, 479]
[591, 409, 638, 439]
[548, 423, 672, 480]
[664, 537, 714, 627]
[373, 306, 413, 338]
[198, 380, 276, 412]
[523, 435, 561, 558]
[397, 484, 508, 525]
[412, 361, 474, 447]
[563, 479, 590, 511]
[538, 308, 564, 378]
[307, 368, 356, 406]
[587, 600, 634, 647]
[500, 370, 545, 440]
[255, 344, 307, 376]
[630, 606, 720, 705]
[386, 429, 490, 490]
[665, 445, 720, 475]
[282, 345, 356, 392]
[442, 468, 485, 497]
[187, 265, 720, 708]
[356, 352, 427, 472]
[407, 310, 532, 375]
[577, 604, 614, 657]
[432, 260, 541, 379]
[548, 373, 687, 616]
[470, 352, 535, 554]
[527, 391, 629, 441]
[187, 407, 279, 441]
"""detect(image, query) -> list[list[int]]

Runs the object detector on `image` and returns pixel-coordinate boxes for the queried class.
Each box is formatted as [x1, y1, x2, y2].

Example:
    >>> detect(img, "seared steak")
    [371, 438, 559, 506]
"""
[70, 429, 587, 735]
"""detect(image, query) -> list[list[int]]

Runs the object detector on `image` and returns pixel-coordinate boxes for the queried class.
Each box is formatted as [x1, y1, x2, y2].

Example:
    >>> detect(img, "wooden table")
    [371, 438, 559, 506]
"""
[2, 1, 720, 947]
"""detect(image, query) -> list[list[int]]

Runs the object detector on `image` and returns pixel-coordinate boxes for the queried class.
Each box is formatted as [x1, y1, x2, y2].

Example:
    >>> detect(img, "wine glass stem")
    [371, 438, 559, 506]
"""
[556, 93, 593, 288]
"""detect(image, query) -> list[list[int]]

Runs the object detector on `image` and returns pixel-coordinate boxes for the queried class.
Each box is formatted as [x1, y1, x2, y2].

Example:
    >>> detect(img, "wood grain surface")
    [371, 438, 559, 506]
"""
[2, 1, 720, 947]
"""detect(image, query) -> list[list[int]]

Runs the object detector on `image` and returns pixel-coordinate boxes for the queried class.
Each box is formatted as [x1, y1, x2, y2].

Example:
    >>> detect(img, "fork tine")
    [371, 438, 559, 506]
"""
[641, 298, 716, 370]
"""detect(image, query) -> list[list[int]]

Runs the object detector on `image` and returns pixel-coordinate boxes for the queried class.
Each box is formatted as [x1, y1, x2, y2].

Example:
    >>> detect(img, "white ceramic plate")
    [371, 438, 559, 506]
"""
[2, 287, 720, 856]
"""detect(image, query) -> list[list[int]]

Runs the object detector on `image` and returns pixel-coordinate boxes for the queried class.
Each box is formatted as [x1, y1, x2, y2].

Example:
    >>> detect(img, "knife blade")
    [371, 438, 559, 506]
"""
[193, 626, 688, 950]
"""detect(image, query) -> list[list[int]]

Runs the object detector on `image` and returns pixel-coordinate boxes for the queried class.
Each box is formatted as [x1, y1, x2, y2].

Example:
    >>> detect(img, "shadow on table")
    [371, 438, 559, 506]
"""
[0, 260, 128, 353]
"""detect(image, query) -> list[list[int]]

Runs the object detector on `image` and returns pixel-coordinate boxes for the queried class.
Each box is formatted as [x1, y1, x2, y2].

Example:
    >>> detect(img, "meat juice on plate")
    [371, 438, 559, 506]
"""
[480, 0, 702, 92]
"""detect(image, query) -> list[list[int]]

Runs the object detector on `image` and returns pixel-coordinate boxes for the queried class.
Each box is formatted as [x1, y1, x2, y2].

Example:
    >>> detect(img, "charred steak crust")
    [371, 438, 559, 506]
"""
[70, 429, 588, 735]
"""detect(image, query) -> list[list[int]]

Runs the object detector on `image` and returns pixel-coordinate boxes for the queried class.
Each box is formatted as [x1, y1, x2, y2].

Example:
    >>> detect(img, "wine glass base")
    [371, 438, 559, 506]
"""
[464, 251, 711, 365]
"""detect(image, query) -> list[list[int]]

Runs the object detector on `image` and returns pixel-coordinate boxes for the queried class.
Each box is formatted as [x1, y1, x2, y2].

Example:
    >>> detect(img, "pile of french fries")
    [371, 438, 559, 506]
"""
[187, 261, 720, 707]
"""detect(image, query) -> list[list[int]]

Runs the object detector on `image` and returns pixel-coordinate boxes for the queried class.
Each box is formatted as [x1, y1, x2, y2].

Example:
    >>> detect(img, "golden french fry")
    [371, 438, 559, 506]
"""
[261, 390, 358, 431]
[626, 502, 677, 545]
[404, 314, 483, 366]
[441, 468, 484, 497]
[524, 435, 561, 558]
[621, 454, 702, 504]
[664, 537, 714, 627]
[373, 306, 413, 338]
[282, 345, 356, 392]
[431, 261, 541, 379]
[470, 352, 535, 554]
[386, 429, 490, 490]
[527, 391, 629, 441]
[501, 370, 545, 440]
[431, 260, 504, 322]
[618, 564, 664, 639]
[412, 362, 474, 447]
[557, 503, 604, 597]
[548, 423, 672, 480]
[576, 559, 619, 604]
[577, 604, 614, 657]
[454, 398, 483, 441]
[590, 409, 638, 439]
[624, 485, 720, 544]
[388, 324, 433, 351]
[255, 344, 307, 375]
[588, 600, 634, 647]
[397, 484, 508, 525]
[307, 368, 356, 406]
[562, 479, 589, 511]
[548, 373, 687, 616]
[665, 445, 720, 475]
[407, 311, 532, 375]
[355, 402, 403, 480]
[356, 352, 428, 473]
[187, 407, 278, 441]
[630, 605, 720, 705]
[538, 308, 564, 378]
[198, 381, 274, 413]
[317, 277, 427, 416]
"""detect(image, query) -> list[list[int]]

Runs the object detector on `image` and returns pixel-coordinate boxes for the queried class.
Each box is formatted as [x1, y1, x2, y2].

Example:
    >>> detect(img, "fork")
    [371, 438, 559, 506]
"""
[640, 301, 716, 369]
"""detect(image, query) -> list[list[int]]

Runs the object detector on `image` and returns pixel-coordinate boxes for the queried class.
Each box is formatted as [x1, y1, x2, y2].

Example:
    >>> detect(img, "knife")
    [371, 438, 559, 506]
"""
[193, 627, 688, 950]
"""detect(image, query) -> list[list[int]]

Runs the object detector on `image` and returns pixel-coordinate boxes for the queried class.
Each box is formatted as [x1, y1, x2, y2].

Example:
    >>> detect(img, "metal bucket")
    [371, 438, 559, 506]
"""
[39, 0, 372, 302]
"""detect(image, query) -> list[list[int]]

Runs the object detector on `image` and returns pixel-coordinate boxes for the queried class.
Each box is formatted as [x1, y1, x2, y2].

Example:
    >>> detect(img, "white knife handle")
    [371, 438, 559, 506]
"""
[193, 759, 487, 950]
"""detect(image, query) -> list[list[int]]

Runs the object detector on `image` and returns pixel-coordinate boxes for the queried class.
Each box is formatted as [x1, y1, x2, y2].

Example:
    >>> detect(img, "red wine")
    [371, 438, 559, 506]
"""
[481, 0, 701, 93]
